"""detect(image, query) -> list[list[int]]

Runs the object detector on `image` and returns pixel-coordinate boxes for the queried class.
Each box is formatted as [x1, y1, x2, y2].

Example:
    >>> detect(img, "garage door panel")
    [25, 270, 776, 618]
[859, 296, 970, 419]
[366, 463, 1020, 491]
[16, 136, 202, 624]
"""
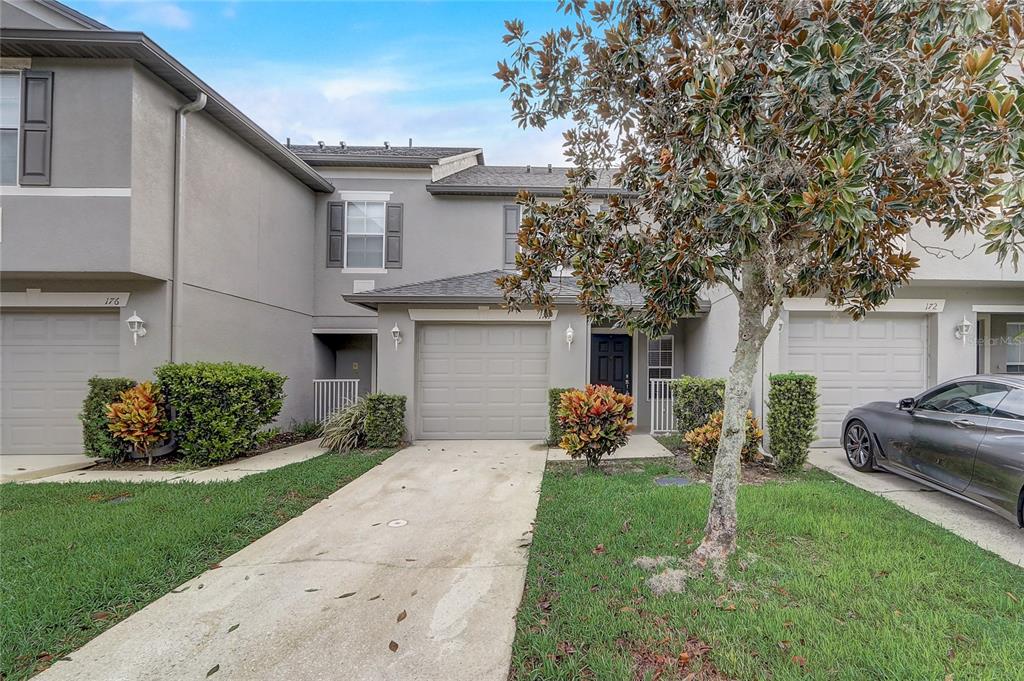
[416, 323, 550, 439]
[2, 310, 120, 455]
[787, 312, 927, 447]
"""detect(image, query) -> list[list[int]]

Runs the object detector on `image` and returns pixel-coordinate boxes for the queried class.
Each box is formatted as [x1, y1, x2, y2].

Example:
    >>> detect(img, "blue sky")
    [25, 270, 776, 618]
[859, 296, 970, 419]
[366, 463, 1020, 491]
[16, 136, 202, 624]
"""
[65, 1, 572, 164]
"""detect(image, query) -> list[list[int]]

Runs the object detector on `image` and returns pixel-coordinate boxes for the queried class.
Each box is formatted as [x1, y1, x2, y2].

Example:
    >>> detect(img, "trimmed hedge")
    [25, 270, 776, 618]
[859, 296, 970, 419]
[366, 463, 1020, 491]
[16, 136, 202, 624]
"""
[79, 376, 136, 461]
[548, 388, 573, 445]
[767, 372, 818, 471]
[154, 361, 285, 466]
[364, 393, 406, 448]
[671, 376, 726, 435]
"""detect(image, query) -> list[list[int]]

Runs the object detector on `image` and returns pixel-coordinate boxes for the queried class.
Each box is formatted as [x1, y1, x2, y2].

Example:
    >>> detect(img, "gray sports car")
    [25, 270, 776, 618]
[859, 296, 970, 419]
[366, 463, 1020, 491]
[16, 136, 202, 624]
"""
[842, 375, 1024, 526]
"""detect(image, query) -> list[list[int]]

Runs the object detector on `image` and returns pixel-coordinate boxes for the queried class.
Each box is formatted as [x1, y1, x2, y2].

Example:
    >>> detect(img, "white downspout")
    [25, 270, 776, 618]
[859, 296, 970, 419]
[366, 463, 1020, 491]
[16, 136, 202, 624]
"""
[170, 92, 207, 362]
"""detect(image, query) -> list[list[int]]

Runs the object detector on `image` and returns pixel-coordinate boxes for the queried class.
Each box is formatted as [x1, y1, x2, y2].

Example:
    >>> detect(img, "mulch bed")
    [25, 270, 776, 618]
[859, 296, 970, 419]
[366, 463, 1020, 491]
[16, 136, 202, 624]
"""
[90, 431, 316, 471]
[671, 450, 786, 484]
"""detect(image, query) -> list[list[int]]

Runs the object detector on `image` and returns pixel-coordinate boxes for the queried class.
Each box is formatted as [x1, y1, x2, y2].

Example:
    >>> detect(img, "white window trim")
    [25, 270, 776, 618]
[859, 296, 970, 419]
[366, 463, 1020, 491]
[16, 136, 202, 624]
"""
[337, 190, 392, 202]
[647, 335, 674, 396]
[1, 69, 21, 188]
[1007, 322, 1024, 372]
[343, 199, 387, 270]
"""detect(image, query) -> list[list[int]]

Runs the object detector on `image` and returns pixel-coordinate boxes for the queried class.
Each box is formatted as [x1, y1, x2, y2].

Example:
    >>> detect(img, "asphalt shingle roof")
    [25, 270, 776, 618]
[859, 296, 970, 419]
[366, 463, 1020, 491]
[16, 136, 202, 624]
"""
[290, 145, 481, 167]
[343, 269, 646, 309]
[425, 165, 626, 196]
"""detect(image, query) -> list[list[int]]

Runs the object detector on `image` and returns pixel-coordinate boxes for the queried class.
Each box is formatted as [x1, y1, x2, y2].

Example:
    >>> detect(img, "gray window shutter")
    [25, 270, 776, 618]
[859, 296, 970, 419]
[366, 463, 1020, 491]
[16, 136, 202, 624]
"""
[327, 202, 345, 267]
[503, 205, 520, 267]
[20, 70, 53, 186]
[385, 202, 403, 269]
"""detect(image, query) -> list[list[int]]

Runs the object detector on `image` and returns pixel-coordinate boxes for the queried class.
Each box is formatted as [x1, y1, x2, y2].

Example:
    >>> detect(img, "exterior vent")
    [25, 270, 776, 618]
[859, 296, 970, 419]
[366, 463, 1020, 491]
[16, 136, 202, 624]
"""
[317, 140, 324, 150]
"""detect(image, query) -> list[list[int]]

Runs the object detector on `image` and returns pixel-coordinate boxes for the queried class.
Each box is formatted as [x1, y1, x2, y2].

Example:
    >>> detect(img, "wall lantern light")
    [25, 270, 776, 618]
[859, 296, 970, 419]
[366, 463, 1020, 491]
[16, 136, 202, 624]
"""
[126, 311, 147, 346]
[565, 324, 575, 349]
[391, 323, 403, 350]
[954, 315, 973, 345]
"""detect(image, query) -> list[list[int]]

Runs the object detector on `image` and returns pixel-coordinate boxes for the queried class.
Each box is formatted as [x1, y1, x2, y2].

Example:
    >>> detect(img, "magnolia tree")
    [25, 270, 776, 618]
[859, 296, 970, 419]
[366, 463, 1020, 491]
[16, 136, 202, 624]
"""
[496, 0, 1024, 571]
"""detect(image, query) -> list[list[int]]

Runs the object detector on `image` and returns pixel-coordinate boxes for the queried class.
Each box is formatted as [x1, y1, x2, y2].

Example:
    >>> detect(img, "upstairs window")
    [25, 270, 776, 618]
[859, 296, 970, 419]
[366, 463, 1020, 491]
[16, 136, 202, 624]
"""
[0, 72, 19, 186]
[345, 200, 386, 269]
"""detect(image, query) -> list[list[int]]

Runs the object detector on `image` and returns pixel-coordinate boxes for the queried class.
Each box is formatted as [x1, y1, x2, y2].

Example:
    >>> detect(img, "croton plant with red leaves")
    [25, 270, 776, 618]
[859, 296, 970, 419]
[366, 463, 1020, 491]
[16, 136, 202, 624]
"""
[557, 384, 635, 467]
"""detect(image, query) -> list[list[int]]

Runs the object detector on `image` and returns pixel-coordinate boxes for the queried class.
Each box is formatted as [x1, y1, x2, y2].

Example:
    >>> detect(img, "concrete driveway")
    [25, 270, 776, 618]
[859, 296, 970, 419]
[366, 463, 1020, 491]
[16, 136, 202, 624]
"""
[37, 441, 547, 681]
[809, 448, 1023, 567]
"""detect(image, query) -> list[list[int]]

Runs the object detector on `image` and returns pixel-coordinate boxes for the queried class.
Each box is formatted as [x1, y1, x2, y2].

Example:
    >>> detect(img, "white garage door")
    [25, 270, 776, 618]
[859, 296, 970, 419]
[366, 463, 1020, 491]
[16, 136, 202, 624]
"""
[1, 311, 120, 454]
[787, 313, 928, 447]
[416, 323, 549, 439]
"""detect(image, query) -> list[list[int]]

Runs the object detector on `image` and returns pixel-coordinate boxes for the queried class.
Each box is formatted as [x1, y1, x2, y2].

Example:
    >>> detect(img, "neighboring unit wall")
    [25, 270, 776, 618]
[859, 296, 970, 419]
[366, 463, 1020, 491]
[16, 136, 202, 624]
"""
[1, 59, 135, 275]
[129, 67, 319, 423]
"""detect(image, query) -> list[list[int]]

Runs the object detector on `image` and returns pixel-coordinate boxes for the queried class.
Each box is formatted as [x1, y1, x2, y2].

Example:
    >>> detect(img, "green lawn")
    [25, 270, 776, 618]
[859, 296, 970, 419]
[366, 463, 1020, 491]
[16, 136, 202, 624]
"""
[513, 464, 1024, 681]
[0, 449, 394, 680]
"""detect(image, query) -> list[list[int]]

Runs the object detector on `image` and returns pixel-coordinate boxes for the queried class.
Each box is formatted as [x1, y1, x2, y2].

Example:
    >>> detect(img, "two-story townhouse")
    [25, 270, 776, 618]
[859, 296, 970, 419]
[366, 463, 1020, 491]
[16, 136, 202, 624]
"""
[0, 0, 334, 455]
[294, 148, 699, 440]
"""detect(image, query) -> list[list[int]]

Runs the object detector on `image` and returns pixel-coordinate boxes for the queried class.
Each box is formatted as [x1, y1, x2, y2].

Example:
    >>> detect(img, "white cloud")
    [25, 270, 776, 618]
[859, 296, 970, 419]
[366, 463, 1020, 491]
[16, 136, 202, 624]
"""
[199, 60, 571, 165]
[126, 2, 193, 30]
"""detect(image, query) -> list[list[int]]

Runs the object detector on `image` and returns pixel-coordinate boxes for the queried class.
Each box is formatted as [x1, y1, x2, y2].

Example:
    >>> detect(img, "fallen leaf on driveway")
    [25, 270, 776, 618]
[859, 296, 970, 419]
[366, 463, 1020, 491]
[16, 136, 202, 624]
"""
[227, 624, 239, 633]
[206, 664, 219, 677]
[369, 594, 382, 601]
[397, 610, 407, 623]
[388, 641, 399, 653]
[304, 588, 319, 593]
[336, 592, 356, 599]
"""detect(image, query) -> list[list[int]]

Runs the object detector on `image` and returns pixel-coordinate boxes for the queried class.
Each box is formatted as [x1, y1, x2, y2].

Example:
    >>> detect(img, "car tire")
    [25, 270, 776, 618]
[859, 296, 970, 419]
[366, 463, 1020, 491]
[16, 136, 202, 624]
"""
[844, 420, 875, 472]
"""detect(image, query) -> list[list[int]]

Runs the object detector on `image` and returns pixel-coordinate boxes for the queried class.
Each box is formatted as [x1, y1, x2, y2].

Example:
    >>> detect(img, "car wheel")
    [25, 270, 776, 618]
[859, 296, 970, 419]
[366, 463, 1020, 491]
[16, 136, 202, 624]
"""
[844, 420, 874, 472]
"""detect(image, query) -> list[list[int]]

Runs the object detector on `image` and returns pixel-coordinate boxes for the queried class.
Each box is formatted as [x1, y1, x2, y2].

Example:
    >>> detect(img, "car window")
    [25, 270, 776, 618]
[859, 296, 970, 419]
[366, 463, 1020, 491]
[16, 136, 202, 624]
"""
[916, 381, 1010, 415]
[992, 388, 1024, 421]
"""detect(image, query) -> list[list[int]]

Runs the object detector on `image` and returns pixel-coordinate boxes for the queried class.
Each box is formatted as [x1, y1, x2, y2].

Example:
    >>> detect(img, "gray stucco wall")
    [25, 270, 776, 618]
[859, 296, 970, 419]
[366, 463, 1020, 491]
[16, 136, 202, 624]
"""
[312, 169, 522, 326]
[1, 59, 135, 275]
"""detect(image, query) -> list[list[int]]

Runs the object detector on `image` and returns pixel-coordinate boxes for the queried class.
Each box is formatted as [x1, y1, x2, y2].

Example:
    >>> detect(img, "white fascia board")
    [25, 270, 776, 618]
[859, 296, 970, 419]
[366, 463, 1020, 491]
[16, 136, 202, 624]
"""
[783, 298, 945, 313]
[407, 308, 557, 322]
[1, 291, 130, 307]
[971, 304, 1024, 313]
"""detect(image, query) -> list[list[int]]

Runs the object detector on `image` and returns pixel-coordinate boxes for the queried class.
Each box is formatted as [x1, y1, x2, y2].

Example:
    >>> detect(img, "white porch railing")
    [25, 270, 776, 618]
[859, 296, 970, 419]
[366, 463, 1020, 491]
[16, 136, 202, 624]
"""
[650, 378, 676, 433]
[313, 379, 360, 422]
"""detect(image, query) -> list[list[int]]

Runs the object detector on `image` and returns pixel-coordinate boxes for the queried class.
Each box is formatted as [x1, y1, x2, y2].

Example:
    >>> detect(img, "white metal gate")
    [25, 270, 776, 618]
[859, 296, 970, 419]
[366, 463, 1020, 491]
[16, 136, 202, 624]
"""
[313, 379, 360, 422]
[649, 378, 676, 434]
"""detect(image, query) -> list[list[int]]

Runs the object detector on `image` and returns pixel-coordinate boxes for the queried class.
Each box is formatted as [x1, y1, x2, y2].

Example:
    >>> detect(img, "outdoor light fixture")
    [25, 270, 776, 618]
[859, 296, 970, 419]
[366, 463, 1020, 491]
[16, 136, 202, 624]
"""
[565, 324, 575, 349]
[954, 315, 973, 345]
[126, 311, 147, 346]
[391, 323, 402, 350]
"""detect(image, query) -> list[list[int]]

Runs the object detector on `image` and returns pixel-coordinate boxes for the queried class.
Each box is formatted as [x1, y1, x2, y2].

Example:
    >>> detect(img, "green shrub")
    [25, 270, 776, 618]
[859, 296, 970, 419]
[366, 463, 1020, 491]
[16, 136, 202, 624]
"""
[671, 376, 726, 435]
[548, 387, 573, 445]
[557, 385, 635, 467]
[767, 372, 818, 471]
[684, 409, 763, 468]
[154, 361, 285, 467]
[364, 393, 406, 448]
[320, 399, 369, 453]
[79, 376, 136, 461]
[290, 419, 321, 439]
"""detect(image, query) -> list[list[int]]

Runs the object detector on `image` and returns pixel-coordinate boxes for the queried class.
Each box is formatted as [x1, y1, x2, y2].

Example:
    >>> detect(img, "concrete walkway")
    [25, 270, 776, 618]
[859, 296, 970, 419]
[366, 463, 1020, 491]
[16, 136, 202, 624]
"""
[37, 441, 546, 681]
[809, 448, 1023, 567]
[0, 453, 95, 482]
[546, 433, 673, 462]
[22, 440, 326, 484]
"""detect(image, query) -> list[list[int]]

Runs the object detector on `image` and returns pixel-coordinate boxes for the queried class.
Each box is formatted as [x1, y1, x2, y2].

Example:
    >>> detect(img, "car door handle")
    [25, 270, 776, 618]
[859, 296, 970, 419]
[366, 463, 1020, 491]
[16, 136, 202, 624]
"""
[951, 418, 976, 429]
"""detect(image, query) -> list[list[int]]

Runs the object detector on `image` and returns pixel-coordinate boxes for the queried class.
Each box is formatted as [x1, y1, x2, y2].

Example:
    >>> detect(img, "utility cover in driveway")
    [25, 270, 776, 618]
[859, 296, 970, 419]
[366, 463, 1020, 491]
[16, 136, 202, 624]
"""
[416, 323, 549, 439]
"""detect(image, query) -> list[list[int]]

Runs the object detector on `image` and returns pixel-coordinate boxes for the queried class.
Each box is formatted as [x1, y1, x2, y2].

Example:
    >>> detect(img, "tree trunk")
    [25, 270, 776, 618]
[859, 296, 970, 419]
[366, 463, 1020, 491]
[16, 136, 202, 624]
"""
[690, 270, 772, 572]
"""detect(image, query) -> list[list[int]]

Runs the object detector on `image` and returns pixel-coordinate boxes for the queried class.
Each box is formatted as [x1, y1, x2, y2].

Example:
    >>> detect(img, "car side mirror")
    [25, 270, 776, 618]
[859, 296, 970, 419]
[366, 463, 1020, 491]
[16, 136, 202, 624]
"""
[898, 398, 916, 411]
